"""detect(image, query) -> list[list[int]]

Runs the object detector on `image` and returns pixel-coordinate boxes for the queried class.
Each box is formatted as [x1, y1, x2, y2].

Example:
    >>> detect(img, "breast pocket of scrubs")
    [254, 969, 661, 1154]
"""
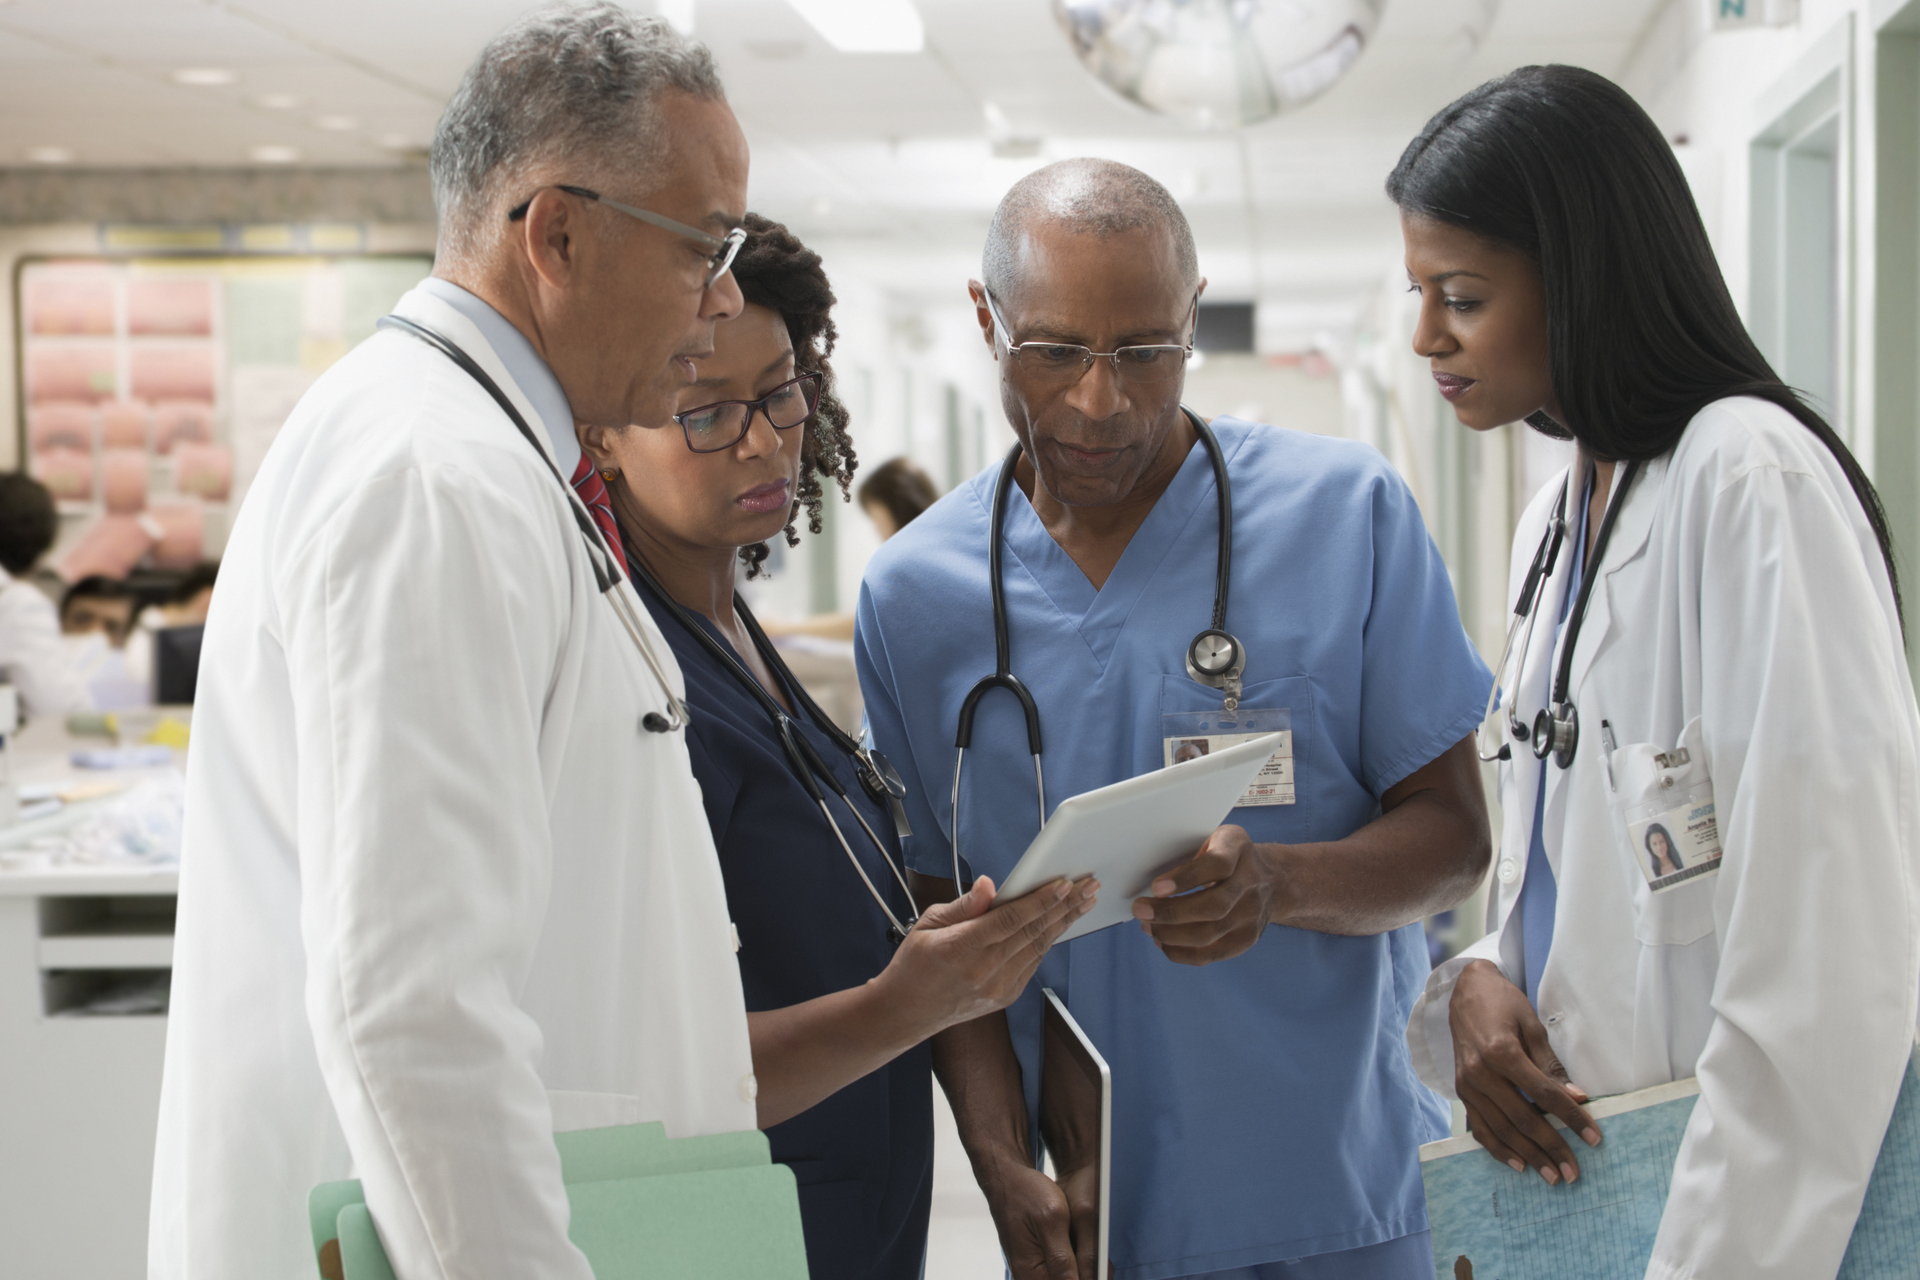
[1159, 674, 1311, 828]
[1609, 716, 1722, 946]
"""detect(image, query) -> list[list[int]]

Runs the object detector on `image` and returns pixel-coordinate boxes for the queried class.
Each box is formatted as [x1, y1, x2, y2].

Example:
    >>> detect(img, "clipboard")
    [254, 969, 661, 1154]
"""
[1421, 1042, 1920, 1279]
[998, 732, 1283, 942]
[1041, 987, 1112, 1280]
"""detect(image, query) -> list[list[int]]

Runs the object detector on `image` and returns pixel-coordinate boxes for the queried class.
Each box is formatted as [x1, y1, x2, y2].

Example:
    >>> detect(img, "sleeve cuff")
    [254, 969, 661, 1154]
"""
[1407, 933, 1505, 1099]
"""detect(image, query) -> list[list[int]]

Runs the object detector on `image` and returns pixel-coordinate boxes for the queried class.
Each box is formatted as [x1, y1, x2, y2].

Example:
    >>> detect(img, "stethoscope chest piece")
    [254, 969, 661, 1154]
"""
[1185, 627, 1246, 710]
[1532, 701, 1578, 769]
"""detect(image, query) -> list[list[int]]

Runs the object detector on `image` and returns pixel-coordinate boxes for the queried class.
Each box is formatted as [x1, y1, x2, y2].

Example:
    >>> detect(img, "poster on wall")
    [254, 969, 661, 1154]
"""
[17, 254, 433, 578]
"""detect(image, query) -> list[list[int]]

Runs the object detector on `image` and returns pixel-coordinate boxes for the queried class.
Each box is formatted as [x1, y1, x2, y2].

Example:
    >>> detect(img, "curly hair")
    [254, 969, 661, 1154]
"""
[728, 212, 858, 577]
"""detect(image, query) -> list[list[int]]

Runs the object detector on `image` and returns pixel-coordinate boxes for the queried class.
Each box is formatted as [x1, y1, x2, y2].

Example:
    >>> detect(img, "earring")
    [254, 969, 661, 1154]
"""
[600, 468, 618, 481]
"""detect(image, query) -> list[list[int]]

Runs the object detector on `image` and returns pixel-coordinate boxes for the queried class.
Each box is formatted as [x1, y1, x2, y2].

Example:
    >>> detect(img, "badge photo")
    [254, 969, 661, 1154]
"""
[1161, 707, 1293, 807]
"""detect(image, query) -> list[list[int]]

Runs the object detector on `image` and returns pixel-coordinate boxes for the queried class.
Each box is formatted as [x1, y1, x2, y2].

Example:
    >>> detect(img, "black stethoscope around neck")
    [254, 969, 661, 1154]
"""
[376, 313, 692, 732]
[622, 537, 924, 946]
[383, 311, 920, 945]
[1479, 457, 1641, 770]
[949, 407, 1242, 887]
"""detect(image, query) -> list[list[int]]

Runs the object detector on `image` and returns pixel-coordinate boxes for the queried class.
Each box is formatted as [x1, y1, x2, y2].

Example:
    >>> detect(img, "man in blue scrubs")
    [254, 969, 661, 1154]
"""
[855, 159, 1494, 1279]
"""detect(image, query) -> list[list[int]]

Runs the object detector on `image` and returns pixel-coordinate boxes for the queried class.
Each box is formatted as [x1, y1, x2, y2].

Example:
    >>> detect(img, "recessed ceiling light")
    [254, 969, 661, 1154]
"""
[314, 115, 359, 132]
[786, 0, 923, 53]
[173, 68, 238, 87]
[26, 146, 74, 165]
[250, 144, 300, 164]
[257, 93, 302, 110]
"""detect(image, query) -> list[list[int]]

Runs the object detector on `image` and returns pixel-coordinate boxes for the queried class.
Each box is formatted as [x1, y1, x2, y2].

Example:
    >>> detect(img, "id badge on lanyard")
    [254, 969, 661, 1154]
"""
[1161, 707, 1294, 806]
[1614, 718, 1724, 893]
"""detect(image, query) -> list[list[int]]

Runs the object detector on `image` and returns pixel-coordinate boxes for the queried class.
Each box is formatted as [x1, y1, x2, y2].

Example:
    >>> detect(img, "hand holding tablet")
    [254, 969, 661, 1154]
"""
[996, 733, 1285, 944]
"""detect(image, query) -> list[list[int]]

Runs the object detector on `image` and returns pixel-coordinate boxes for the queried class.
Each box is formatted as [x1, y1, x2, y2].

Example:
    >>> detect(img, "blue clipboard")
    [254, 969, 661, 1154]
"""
[1422, 1044, 1920, 1278]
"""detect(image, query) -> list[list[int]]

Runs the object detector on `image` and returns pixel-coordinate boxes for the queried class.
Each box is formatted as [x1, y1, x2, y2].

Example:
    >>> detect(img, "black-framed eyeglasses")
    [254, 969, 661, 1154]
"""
[983, 288, 1198, 388]
[508, 183, 748, 288]
[673, 373, 821, 453]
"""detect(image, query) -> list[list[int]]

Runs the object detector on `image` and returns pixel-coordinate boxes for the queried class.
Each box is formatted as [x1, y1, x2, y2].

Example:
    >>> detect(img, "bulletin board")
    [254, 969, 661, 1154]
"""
[14, 253, 433, 578]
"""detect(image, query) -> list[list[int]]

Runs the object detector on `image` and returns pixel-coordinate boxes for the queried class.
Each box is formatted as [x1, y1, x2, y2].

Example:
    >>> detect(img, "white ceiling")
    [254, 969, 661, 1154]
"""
[0, 0, 1670, 344]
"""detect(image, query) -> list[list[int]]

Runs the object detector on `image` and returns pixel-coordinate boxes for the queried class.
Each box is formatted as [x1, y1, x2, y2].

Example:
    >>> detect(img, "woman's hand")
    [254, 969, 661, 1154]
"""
[879, 875, 1098, 1037]
[1450, 958, 1602, 1185]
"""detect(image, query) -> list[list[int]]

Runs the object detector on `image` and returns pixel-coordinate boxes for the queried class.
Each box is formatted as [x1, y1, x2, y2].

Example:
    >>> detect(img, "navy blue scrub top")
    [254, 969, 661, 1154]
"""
[634, 577, 932, 1280]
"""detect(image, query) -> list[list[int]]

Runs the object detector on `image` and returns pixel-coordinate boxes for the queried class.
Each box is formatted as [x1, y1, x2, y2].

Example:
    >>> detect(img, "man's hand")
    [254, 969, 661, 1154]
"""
[1450, 959, 1602, 1185]
[982, 1156, 1081, 1280]
[1129, 825, 1291, 965]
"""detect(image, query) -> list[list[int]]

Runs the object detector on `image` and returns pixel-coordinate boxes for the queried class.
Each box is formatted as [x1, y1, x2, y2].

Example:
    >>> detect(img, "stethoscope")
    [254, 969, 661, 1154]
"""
[376, 314, 692, 733]
[1478, 458, 1640, 769]
[949, 407, 1242, 886]
[623, 547, 923, 945]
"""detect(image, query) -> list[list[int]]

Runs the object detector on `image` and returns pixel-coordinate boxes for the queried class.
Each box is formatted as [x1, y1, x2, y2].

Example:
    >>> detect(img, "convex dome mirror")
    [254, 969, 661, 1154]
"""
[1054, 0, 1388, 129]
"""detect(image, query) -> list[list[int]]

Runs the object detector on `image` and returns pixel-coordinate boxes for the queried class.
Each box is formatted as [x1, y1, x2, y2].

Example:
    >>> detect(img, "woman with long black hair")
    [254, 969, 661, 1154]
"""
[1393, 65, 1920, 1278]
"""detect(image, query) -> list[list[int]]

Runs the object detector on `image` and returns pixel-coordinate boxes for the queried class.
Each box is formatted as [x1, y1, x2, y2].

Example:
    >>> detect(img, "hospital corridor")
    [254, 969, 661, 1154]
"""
[1, 2, 1919, 1278]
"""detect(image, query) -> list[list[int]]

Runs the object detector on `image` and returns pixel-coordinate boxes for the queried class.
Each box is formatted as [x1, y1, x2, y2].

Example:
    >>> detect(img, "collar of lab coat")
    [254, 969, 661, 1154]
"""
[387, 283, 569, 477]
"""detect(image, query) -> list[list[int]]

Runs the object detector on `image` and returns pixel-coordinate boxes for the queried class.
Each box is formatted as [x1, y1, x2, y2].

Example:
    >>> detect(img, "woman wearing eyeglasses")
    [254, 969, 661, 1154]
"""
[576, 213, 1097, 1280]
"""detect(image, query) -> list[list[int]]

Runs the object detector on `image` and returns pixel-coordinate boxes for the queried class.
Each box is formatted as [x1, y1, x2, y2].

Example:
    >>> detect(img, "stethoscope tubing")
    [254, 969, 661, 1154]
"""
[375, 314, 691, 733]
[1480, 458, 1641, 769]
[623, 542, 922, 941]
[950, 408, 1232, 887]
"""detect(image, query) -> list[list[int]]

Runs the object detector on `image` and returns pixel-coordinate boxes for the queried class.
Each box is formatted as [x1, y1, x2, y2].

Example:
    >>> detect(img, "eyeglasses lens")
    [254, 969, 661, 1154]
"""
[1013, 344, 1188, 387]
[681, 377, 821, 453]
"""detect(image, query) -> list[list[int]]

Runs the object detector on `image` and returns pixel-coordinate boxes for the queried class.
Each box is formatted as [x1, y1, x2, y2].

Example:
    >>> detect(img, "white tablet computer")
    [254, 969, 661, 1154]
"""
[1040, 988, 1110, 1280]
[998, 731, 1283, 943]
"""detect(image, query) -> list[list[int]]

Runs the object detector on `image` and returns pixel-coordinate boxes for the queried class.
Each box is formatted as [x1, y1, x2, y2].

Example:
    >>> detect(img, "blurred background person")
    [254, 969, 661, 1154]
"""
[858, 456, 940, 541]
[60, 575, 138, 648]
[0, 473, 90, 718]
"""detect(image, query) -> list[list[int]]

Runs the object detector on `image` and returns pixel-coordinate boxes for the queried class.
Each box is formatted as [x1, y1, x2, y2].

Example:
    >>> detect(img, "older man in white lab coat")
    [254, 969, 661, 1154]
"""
[150, 9, 758, 1279]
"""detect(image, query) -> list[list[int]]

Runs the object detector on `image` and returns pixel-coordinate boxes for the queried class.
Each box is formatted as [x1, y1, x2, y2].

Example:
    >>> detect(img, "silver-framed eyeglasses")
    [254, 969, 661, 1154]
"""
[983, 288, 1198, 388]
[508, 183, 748, 288]
[674, 372, 822, 453]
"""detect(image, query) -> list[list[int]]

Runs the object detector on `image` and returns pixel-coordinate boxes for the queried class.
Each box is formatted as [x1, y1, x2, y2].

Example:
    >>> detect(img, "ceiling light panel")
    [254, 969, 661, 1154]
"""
[172, 67, 239, 86]
[785, 0, 924, 53]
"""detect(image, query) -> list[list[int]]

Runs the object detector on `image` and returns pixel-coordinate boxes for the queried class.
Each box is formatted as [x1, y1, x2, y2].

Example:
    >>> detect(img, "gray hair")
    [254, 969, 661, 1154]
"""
[430, 3, 725, 261]
[982, 158, 1198, 305]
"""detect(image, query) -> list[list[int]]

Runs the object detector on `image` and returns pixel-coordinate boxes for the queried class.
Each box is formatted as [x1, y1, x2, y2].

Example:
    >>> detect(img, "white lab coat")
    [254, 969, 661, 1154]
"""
[1408, 396, 1920, 1279]
[150, 285, 757, 1280]
[0, 569, 90, 718]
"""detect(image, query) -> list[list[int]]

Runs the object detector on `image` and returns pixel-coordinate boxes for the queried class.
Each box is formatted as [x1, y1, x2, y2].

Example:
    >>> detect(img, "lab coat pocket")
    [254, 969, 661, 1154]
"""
[1610, 717, 1721, 947]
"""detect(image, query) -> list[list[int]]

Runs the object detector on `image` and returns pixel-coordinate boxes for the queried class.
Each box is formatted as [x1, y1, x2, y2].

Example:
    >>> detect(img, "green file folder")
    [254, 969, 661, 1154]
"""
[309, 1123, 808, 1280]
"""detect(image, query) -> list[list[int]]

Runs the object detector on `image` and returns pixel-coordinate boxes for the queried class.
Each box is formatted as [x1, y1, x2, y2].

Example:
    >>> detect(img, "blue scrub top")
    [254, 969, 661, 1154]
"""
[855, 419, 1491, 1280]
[635, 578, 931, 1280]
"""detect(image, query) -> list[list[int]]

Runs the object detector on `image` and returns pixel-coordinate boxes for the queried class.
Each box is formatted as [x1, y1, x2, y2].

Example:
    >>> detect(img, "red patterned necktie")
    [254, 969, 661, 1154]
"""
[569, 454, 630, 579]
